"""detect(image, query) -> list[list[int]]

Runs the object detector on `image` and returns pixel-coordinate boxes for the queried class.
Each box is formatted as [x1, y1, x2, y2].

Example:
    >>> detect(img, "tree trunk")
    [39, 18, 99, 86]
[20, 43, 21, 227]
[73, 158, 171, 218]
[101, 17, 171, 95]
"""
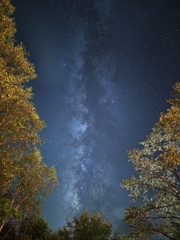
[0, 218, 6, 232]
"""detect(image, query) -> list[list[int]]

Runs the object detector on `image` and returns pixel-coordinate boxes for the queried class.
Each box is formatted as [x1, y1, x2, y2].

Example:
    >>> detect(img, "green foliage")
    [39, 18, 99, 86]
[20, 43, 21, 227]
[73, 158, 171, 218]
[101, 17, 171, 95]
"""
[121, 82, 180, 239]
[172, 222, 180, 239]
[0, 222, 17, 240]
[57, 209, 112, 240]
[0, 216, 59, 240]
[0, 0, 58, 234]
[18, 217, 53, 240]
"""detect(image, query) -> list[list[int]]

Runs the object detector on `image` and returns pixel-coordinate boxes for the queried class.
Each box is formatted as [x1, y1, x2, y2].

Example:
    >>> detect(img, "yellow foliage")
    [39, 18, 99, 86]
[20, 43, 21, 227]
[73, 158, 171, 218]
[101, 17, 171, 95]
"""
[0, 0, 58, 233]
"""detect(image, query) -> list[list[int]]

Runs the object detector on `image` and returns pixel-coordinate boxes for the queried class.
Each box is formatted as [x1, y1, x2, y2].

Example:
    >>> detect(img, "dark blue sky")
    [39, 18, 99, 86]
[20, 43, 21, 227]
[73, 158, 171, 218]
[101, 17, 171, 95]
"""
[12, 0, 180, 231]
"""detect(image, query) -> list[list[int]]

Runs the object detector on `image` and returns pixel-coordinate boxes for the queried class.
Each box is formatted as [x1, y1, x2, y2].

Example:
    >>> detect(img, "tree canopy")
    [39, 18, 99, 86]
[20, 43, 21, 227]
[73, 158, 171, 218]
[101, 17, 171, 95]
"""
[57, 209, 112, 240]
[0, 0, 58, 234]
[121, 82, 180, 240]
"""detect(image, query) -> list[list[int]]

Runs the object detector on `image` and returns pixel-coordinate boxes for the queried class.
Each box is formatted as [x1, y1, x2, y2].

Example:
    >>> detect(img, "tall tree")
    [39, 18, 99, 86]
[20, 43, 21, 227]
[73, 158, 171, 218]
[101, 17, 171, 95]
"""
[121, 82, 180, 240]
[0, 0, 58, 233]
[57, 209, 112, 240]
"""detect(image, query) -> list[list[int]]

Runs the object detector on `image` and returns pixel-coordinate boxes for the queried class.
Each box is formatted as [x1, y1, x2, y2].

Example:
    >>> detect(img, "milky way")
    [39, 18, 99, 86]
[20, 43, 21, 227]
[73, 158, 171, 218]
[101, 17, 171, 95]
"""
[49, 1, 129, 227]
[13, 0, 180, 231]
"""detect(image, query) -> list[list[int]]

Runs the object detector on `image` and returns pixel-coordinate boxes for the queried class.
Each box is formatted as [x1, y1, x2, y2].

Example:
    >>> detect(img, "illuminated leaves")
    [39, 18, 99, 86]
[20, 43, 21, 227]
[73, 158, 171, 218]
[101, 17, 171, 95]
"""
[0, 0, 42, 156]
[122, 82, 180, 239]
[0, 0, 58, 234]
[159, 82, 180, 141]
[0, 150, 58, 226]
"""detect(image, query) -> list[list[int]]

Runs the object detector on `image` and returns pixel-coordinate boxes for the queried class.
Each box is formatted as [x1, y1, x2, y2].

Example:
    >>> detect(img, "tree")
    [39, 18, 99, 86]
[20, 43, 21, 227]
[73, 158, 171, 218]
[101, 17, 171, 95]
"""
[159, 82, 180, 142]
[17, 216, 53, 240]
[121, 82, 180, 239]
[0, 215, 60, 240]
[57, 209, 112, 240]
[0, 150, 58, 234]
[0, 0, 44, 154]
[0, 0, 58, 233]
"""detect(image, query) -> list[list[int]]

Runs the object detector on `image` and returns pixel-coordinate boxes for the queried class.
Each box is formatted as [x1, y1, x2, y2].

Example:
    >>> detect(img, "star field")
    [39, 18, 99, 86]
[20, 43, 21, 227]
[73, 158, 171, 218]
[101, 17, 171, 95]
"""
[13, 0, 180, 230]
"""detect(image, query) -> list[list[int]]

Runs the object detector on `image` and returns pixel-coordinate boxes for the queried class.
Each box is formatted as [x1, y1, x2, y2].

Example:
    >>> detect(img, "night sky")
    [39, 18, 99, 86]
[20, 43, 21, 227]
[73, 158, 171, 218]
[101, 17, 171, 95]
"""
[12, 0, 180, 231]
